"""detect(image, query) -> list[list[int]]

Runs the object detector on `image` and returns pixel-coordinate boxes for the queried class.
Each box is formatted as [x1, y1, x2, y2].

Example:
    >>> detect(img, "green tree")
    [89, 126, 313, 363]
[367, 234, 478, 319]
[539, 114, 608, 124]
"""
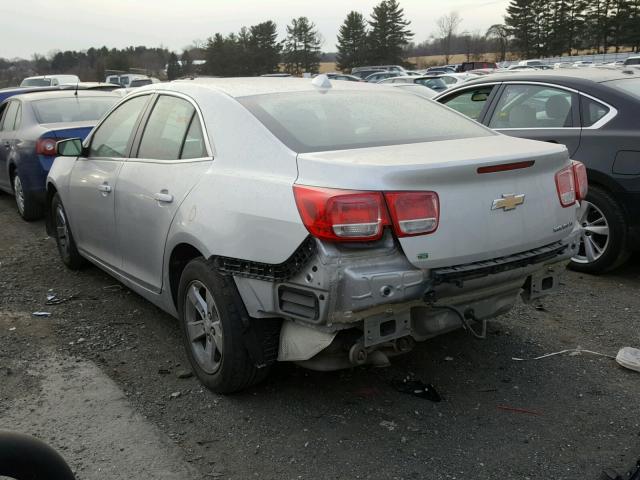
[336, 11, 369, 71]
[166, 52, 181, 80]
[505, 0, 538, 57]
[367, 0, 413, 64]
[249, 21, 282, 75]
[181, 50, 193, 76]
[283, 17, 322, 75]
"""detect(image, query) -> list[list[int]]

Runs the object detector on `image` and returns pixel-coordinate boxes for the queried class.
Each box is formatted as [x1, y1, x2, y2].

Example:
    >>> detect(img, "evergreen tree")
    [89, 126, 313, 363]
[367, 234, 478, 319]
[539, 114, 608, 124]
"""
[505, 0, 538, 57]
[367, 0, 413, 64]
[166, 52, 181, 80]
[181, 50, 193, 76]
[283, 17, 322, 75]
[336, 11, 369, 71]
[249, 21, 282, 75]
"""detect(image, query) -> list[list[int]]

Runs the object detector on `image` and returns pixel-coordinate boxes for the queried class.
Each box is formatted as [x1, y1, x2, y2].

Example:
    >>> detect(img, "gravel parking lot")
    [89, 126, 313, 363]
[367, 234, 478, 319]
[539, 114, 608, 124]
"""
[1, 192, 639, 480]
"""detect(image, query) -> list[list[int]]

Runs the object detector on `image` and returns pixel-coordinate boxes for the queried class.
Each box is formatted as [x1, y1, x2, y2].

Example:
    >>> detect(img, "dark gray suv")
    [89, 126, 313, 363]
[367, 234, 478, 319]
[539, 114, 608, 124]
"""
[435, 69, 640, 273]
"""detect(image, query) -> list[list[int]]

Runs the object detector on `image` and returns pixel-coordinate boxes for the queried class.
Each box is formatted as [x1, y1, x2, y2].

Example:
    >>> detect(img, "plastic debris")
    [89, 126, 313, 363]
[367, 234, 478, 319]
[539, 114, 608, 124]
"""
[392, 378, 441, 402]
[32, 312, 51, 317]
[616, 347, 640, 373]
[512, 347, 615, 361]
[497, 405, 542, 416]
[45, 292, 76, 305]
[379, 420, 397, 431]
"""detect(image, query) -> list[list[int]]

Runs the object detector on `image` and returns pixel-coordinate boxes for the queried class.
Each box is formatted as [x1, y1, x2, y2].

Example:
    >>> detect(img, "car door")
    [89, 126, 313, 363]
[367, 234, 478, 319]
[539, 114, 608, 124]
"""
[437, 84, 500, 123]
[115, 93, 212, 293]
[67, 94, 151, 268]
[485, 83, 581, 156]
[0, 101, 20, 191]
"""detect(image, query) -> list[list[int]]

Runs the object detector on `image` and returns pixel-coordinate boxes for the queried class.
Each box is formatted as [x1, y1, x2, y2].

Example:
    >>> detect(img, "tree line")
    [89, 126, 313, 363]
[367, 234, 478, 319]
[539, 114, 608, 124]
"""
[504, 0, 640, 58]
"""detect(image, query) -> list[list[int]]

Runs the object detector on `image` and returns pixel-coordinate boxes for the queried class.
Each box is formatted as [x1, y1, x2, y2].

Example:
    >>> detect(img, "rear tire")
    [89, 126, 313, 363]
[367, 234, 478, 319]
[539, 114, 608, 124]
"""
[569, 186, 630, 274]
[13, 173, 43, 221]
[51, 193, 85, 270]
[178, 258, 277, 394]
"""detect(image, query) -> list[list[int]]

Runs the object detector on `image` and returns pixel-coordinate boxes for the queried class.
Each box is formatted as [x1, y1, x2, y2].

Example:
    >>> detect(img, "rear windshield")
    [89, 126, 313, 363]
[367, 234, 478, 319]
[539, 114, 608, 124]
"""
[21, 78, 51, 87]
[32, 96, 117, 124]
[606, 78, 640, 99]
[239, 90, 493, 153]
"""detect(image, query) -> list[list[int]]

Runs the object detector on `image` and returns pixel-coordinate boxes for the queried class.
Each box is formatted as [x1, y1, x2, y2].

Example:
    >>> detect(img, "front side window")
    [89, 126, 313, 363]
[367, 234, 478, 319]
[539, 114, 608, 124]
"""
[489, 84, 575, 129]
[240, 90, 493, 153]
[441, 86, 495, 121]
[89, 95, 149, 158]
[137, 95, 198, 160]
[20, 78, 51, 87]
[581, 96, 610, 127]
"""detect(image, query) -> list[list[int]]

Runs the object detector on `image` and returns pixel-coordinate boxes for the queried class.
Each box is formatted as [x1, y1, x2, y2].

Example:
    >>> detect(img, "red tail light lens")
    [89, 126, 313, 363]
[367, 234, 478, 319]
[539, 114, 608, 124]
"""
[571, 160, 588, 201]
[384, 191, 439, 237]
[293, 185, 388, 242]
[555, 165, 576, 207]
[36, 138, 57, 156]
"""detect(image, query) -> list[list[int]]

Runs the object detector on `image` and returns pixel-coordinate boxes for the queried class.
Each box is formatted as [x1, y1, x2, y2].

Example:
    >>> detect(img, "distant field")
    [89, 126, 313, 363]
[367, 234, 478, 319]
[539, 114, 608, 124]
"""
[317, 53, 496, 73]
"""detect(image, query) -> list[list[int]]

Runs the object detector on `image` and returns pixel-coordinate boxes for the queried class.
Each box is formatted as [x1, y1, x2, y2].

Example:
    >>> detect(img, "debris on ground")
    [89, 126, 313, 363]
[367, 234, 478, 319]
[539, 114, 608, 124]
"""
[176, 369, 193, 379]
[170, 391, 181, 399]
[379, 420, 397, 431]
[496, 405, 542, 416]
[616, 347, 640, 373]
[45, 290, 77, 305]
[512, 347, 615, 362]
[32, 312, 51, 317]
[391, 378, 441, 402]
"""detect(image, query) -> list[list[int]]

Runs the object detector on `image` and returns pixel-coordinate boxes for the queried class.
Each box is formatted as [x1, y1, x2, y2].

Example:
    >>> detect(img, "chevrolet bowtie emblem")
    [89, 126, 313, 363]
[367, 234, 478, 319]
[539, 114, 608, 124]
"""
[492, 193, 525, 211]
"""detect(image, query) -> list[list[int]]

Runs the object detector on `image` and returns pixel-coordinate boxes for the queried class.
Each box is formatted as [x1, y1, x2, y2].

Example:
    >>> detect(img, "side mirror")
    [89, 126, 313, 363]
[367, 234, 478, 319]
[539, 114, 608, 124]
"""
[56, 138, 83, 157]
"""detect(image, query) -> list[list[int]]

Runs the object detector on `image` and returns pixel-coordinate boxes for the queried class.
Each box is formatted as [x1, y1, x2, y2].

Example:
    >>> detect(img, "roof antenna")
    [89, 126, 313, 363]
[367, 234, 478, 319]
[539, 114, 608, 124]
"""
[74, 80, 79, 96]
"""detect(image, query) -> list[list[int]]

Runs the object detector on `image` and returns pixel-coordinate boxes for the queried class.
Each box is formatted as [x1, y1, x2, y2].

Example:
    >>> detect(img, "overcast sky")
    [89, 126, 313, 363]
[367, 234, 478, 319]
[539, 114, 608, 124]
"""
[0, 0, 510, 59]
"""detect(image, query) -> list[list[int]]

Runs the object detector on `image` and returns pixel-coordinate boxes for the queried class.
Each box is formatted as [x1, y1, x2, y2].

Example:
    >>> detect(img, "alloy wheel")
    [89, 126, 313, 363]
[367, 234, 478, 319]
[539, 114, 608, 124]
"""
[55, 204, 70, 257]
[13, 176, 25, 216]
[184, 280, 224, 374]
[572, 200, 610, 264]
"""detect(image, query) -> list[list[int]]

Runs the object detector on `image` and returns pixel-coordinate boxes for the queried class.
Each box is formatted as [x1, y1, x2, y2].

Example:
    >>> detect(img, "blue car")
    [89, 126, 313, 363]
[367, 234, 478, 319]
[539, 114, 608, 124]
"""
[0, 90, 121, 220]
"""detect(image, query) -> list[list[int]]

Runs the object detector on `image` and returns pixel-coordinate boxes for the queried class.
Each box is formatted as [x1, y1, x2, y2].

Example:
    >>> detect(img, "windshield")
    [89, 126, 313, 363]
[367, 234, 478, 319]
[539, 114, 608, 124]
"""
[32, 96, 117, 124]
[606, 78, 640, 99]
[415, 77, 447, 91]
[21, 78, 51, 87]
[240, 90, 493, 153]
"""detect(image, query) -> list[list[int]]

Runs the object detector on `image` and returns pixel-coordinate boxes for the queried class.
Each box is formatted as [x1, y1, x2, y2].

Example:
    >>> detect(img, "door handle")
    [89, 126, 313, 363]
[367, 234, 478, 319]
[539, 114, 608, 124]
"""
[153, 191, 174, 203]
[98, 183, 112, 194]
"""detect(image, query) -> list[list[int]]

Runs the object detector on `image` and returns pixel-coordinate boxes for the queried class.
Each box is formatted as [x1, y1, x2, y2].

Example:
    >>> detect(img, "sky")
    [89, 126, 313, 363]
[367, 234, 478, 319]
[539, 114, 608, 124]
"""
[0, 0, 510, 59]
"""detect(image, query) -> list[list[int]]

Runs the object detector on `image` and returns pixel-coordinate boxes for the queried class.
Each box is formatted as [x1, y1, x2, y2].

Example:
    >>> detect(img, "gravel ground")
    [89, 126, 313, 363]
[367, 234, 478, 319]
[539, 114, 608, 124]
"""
[1, 192, 639, 480]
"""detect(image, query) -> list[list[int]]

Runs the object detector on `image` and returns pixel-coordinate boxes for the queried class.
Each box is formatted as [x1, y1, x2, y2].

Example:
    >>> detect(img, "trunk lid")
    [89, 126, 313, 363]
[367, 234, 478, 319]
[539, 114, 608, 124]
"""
[296, 135, 578, 269]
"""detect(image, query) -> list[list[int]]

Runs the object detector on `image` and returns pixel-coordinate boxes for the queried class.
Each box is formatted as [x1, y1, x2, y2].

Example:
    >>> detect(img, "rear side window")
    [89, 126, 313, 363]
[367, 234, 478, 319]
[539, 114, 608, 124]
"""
[489, 84, 575, 129]
[581, 96, 610, 127]
[441, 86, 495, 121]
[0, 101, 20, 131]
[137, 95, 202, 160]
[89, 95, 149, 158]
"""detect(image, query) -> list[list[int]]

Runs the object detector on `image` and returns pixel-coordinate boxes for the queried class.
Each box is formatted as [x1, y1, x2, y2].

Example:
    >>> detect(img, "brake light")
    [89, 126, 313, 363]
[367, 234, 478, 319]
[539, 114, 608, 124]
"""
[385, 191, 439, 237]
[293, 185, 388, 242]
[571, 160, 588, 201]
[36, 138, 57, 156]
[555, 165, 576, 207]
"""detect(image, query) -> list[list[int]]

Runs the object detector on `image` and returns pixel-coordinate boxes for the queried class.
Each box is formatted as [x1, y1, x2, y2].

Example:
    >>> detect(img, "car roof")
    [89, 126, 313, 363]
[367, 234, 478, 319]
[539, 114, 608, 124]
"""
[460, 68, 638, 88]
[11, 89, 123, 102]
[162, 77, 383, 98]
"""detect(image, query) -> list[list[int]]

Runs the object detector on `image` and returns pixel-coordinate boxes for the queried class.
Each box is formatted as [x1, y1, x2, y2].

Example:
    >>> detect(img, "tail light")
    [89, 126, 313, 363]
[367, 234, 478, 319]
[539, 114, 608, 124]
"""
[555, 165, 577, 207]
[36, 138, 57, 156]
[293, 185, 441, 242]
[293, 185, 388, 242]
[384, 191, 439, 237]
[571, 160, 588, 201]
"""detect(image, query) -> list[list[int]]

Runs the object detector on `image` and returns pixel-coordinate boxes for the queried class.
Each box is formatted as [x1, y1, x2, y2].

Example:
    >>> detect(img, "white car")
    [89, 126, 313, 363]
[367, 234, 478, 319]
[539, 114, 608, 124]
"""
[47, 77, 583, 393]
[20, 75, 80, 87]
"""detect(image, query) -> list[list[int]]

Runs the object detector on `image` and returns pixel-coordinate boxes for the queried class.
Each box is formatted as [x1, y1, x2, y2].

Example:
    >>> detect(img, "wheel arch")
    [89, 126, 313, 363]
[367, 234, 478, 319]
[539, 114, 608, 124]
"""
[168, 242, 206, 310]
[44, 182, 58, 236]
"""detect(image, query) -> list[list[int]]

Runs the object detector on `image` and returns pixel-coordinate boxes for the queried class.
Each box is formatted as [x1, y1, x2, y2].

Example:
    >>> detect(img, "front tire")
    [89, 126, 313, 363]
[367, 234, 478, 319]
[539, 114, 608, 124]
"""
[13, 173, 43, 221]
[178, 258, 276, 394]
[569, 186, 630, 274]
[51, 193, 85, 270]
